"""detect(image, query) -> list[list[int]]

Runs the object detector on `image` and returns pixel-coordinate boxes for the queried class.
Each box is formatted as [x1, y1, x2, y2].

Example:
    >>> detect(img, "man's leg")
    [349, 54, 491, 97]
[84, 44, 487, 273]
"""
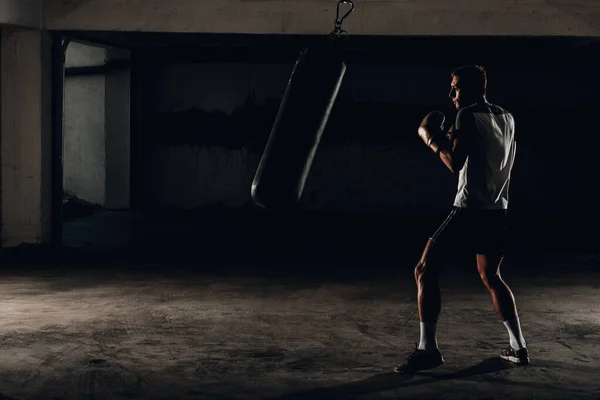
[477, 253, 529, 365]
[395, 238, 445, 373]
[475, 209, 529, 365]
[416, 239, 442, 350]
[394, 208, 464, 373]
[476, 254, 518, 321]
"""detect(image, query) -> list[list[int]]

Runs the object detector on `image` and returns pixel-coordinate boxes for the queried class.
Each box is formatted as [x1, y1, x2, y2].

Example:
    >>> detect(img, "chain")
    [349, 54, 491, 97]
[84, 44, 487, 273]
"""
[329, 0, 355, 39]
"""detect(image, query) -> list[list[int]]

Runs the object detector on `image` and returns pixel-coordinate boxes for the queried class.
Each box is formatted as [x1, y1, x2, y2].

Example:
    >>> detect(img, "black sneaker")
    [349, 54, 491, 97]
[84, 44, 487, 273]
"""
[500, 345, 530, 365]
[394, 344, 444, 373]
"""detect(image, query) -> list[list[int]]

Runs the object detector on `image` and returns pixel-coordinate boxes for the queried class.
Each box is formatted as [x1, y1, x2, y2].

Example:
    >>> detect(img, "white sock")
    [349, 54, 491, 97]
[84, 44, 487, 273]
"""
[418, 322, 438, 351]
[503, 317, 527, 350]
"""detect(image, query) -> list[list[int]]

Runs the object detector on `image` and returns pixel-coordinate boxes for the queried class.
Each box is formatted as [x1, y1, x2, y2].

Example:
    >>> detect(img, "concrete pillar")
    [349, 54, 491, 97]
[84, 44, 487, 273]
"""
[1, 28, 53, 247]
[0, 30, 2, 245]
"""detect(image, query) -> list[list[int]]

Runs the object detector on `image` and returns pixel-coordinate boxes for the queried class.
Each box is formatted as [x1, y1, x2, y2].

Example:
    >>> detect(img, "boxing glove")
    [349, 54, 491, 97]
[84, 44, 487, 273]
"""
[418, 111, 450, 155]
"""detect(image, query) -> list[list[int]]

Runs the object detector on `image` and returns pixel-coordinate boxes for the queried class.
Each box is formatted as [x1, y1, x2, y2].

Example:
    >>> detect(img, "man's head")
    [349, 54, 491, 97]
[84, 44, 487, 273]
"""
[449, 65, 487, 110]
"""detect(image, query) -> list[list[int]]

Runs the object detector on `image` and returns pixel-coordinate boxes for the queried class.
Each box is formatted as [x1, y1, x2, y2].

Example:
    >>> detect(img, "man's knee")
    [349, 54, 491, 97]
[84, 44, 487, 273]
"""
[414, 260, 438, 283]
[414, 262, 425, 282]
[477, 254, 504, 287]
[415, 239, 440, 283]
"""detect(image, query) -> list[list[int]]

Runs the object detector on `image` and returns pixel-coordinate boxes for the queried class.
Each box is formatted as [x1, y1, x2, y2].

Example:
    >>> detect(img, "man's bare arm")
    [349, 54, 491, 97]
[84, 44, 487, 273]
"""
[439, 126, 469, 175]
[418, 111, 472, 175]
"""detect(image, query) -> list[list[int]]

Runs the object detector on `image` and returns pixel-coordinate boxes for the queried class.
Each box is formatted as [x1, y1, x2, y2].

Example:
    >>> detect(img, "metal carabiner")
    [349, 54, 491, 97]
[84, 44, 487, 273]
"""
[335, 0, 355, 27]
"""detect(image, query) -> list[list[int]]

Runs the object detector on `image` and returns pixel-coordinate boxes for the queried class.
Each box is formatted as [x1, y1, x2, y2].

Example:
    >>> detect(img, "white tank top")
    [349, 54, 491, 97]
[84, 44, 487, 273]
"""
[453, 102, 516, 210]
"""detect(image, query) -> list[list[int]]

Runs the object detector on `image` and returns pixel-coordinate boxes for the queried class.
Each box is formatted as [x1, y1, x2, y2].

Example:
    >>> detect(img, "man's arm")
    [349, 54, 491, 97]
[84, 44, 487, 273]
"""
[440, 110, 475, 174]
[418, 109, 474, 175]
[439, 126, 468, 175]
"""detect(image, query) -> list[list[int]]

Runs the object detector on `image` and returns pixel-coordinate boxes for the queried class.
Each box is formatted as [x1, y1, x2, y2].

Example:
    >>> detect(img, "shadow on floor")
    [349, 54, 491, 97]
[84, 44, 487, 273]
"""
[270, 358, 514, 399]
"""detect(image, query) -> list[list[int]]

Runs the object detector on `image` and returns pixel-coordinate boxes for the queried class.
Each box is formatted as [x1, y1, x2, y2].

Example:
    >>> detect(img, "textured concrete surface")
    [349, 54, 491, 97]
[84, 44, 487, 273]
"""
[65, 41, 106, 68]
[1, 29, 52, 247]
[0, 0, 41, 28]
[63, 74, 107, 205]
[63, 41, 106, 206]
[63, 42, 131, 209]
[42, 0, 600, 36]
[0, 250, 598, 399]
[104, 48, 131, 210]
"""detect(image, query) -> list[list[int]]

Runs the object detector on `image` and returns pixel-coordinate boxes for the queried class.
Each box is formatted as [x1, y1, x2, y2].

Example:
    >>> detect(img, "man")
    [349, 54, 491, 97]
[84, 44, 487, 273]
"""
[394, 65, 529, 373]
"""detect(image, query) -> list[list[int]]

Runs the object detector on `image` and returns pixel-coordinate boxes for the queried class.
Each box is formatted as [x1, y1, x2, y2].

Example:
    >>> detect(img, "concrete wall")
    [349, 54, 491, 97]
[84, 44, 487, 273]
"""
[1, 29, 52, 247]
[145, 63, 597, 113]
[142, 63, 453, 213]
[63, 42, 130, 209]
[105, 48, 131, 210]
[0, 30, 2, 244]
[42, 0, 600, 36]
[140, 61, 598, 217]
[63, 42, 107, 205]
[0, 0, 41, 28]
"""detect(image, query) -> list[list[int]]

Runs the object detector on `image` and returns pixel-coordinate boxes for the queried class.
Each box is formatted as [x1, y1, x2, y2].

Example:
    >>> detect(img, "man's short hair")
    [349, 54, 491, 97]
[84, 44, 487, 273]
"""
[451, 65, 487, 96]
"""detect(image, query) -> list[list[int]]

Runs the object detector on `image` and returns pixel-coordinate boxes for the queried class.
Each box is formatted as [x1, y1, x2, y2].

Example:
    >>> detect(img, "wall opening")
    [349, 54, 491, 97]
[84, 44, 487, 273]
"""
[62, 40, 131, 224]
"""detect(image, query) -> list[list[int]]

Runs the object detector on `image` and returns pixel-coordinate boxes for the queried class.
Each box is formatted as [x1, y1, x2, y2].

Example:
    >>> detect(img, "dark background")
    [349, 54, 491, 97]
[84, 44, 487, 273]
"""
[62, 33, 600, 262]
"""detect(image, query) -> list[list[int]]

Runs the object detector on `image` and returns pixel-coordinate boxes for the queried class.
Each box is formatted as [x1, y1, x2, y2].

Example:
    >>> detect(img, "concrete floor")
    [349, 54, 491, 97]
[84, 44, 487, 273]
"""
[0, 257, 599, 398]
[0, 210, 598, 399]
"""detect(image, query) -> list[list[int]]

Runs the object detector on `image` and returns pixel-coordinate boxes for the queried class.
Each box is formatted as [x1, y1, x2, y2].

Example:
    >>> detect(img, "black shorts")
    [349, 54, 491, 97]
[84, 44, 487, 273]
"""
[430, 207, 508, 256]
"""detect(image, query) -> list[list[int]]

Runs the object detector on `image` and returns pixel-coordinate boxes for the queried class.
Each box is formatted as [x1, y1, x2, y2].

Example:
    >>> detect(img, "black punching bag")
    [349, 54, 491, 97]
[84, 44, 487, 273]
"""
[251, 39, 347, 210]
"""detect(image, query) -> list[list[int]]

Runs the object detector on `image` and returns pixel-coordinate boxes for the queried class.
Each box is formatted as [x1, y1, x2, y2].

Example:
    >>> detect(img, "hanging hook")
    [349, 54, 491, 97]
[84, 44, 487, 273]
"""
[335, 0, 355, 28]
[330, 0, 355, 38]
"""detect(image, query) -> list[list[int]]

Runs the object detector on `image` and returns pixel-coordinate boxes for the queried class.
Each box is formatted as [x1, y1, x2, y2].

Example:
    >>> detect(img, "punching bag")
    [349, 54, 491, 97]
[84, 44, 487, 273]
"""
[251, 39, 347, 210]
